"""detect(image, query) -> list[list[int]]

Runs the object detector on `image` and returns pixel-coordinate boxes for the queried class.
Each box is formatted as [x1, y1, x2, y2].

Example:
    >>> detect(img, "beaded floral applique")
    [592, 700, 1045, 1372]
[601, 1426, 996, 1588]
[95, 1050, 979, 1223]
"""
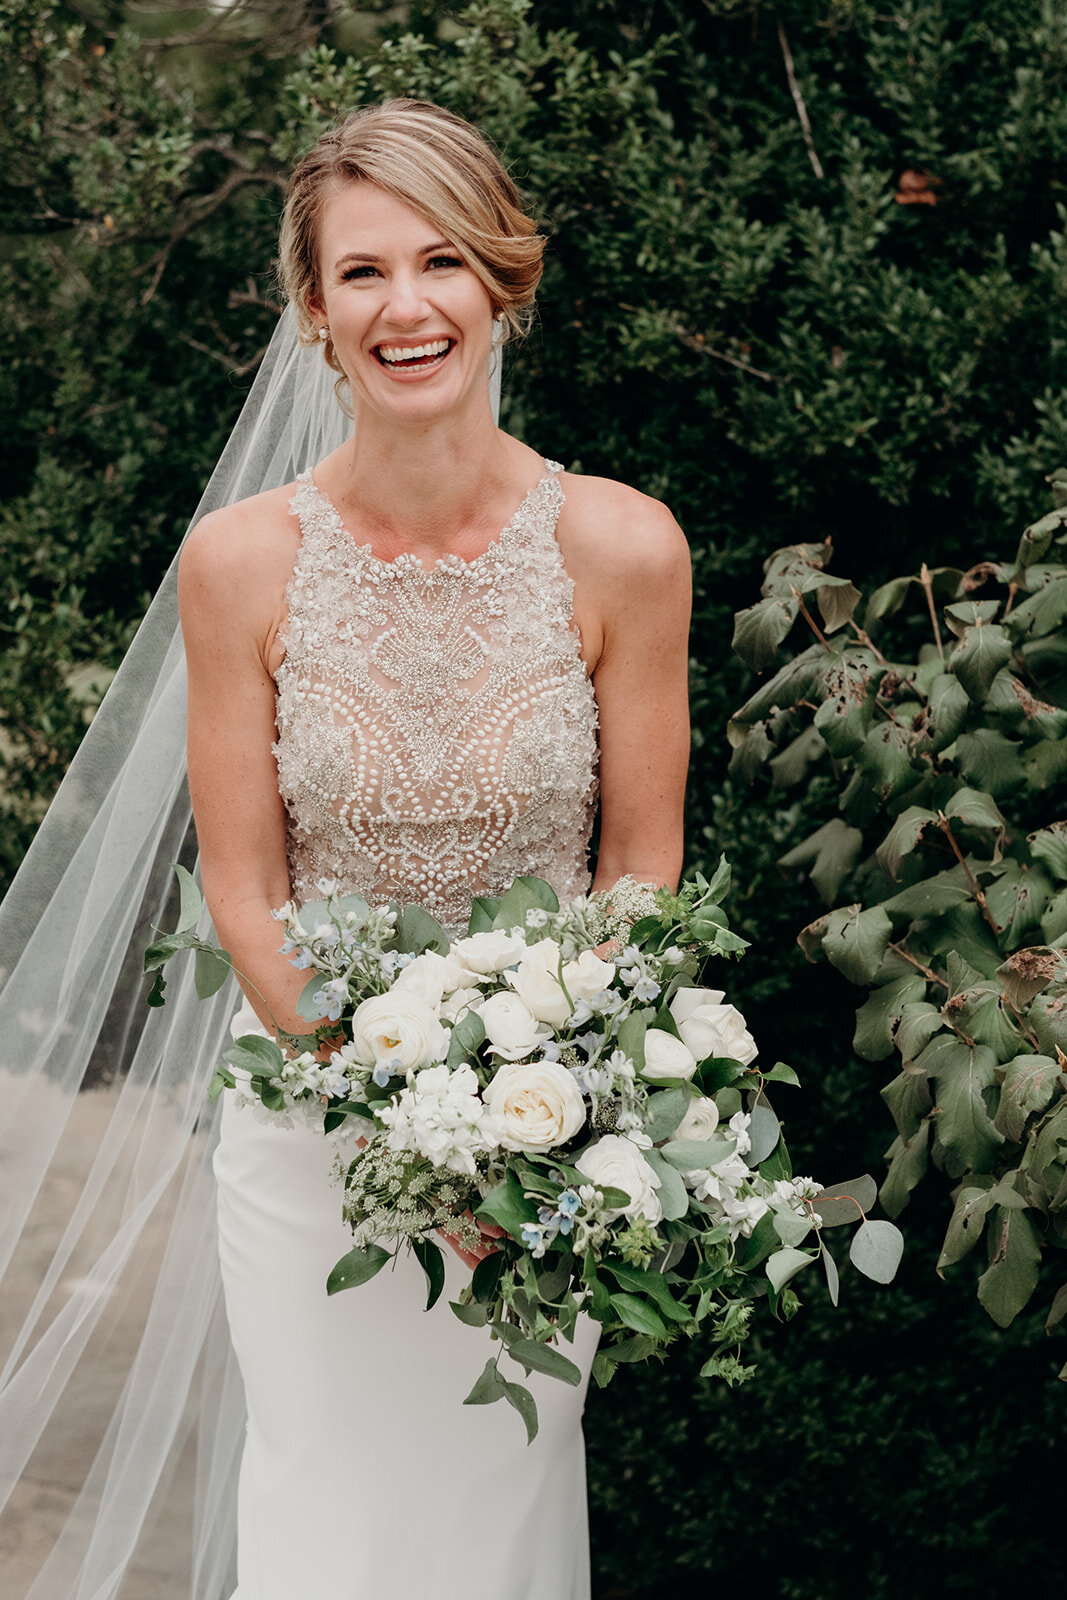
[273, 462, 599, 929]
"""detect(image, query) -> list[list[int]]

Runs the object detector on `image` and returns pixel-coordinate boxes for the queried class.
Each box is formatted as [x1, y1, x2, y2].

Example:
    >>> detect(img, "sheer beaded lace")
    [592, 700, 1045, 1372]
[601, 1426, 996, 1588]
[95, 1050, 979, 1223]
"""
[273, 459, 599, 929]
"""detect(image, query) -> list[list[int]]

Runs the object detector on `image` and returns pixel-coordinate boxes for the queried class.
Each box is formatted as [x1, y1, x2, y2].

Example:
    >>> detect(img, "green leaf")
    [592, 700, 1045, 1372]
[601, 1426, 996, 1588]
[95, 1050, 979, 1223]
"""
[768, 724, 826, 790]
[603, 1262, 690, 1323]
[918, 673, 970, 752]
[471, 1249, 507, 1303]
[778, 817, 864, 905]
[765, 1246, 816, 1293]
[393, 903, 450, 955]
[773, 1205, 814, 1248]
[921, 1034, 1003, 1177]
[411, 1237, 446, 1311]
[1030, 823, 1067, 882]
[811, 1175, 878, 1228]
[609, 1292, 668, 1338]
[977, 1208, 1041, 1327]
[642, 1087, 690, 1143]
[955, 729, 1024, 798]
[949, 621, 1013, 702]
[477, 1169, 538, 1238]
[1046, 1284, 1067, 1334]
[813, 691, 875, 760]
[616, 1010, 649, 1073]
[746, 1104, 781, 1164]
[493, 875, 560, 930]
[173, 863, 203, 934]
[450, 1298, 490, 1328]
[464, 1357, 507, 1406]
[895, 1003, 944, 1066]
[660, 1136, 738, 1170]
[813, 574, 862, 633]
[732, 594, 799, 671]
[507, 1338, 583, 1386]
[467, 896, 500, 933]
[853, 976, 927, 1062]
[883, 864, 973, 921]
[326, 1243, 390, 1295]
[222, 1034, 286, 1076]
[856, 722, 914, 801]
[820, 904, 893, 986]
[881, 1065, 934, 1143]
[731, 643, 824, 723]
[194, 945, 232, 1000]
[643, 1149, 689, 1220]
[1003, 574, 1067, 640]
[501, 1378, 539, 1444]
[446, 1009, 486, 1068]
[143, 928, 199, 972]
[937, 1184, 995, 1271]
[820, 1239, 840, 1306]
[879, 1124, 930, 1218]
[848, 1220, 904, 1283]
[762, 1062, 801, 1087]
[994, 1054, 1060, 1141]
[875, 807, 938, 881]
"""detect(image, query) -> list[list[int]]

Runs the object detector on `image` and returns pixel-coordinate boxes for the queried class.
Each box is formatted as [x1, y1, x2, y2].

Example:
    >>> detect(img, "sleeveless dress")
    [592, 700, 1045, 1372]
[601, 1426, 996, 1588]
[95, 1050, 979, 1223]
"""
[212, 459, 602, 1600]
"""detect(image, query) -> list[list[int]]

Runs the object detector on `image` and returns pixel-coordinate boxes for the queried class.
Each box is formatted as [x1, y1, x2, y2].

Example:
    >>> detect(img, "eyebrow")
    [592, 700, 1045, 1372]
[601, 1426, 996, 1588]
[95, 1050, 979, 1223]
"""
[333, 241, 457, 270]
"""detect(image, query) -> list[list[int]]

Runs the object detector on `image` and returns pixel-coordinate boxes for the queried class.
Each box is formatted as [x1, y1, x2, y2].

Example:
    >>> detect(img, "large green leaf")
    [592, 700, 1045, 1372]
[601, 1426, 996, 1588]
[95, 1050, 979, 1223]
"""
[1004, 573, 1067, 640]
[954, 729, 1024, 798]
[194, 945, 232, 1000]
[766, 1246, 817, 1293]
[921, 1034, 1003, 1177]
[853, 975, 927, 1061]
[848, 1220, 904, 1283]
[393, 903, 450, 955]
[1029, 822, 1067, 882]
[643, 1149, 689, 1221]
[948, 621, 1013, 702]
[326, 1243, 390, 1295]
[937, 1184, 996, 1270]
[506, 1338, 583, 1386]
[778, 817, 864, 905]
[881, 1067, 934, 1142]
[817, 903, 893, 986]
[608, 1292, 668, 1338]
[976, 1208, 1042, 1327]
[918, 672, 971, 752]
[172, 863, 203, 934]
[411, 1237, 446, 1311]
[880, 1124, 930, 1218]
[855, 722, 914, 801]
[810, 1175, 878, 1228]
[813, 691, 874, 759]
[732, 595, 799, 671]
[883, 864, 974, 922]
[994, 1054, 1060, 1141]
[603, 1262, 690, 1324]
[894, 1003, 944, 1066]
[812, 574, 862, 633]
[477, 1169, 538, 1237]
[731, 642, 825, 723]
[942, 787, 1007, 834]
[875, 807, 937, 881]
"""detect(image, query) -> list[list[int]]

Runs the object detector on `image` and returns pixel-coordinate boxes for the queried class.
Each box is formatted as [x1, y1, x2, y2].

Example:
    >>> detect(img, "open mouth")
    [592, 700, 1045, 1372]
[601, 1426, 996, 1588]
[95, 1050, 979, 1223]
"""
[373, 338, 455, 372]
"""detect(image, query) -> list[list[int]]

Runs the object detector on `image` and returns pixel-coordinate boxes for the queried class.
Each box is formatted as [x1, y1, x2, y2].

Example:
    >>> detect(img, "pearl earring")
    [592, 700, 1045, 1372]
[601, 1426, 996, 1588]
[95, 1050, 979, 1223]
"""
[318, 326, 329, 342]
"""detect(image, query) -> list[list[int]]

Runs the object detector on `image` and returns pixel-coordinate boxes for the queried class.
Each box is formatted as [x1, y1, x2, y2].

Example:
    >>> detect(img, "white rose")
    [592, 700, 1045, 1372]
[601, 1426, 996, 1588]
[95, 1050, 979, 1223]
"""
[452, 929, 528, 975]
[674, 1095, 720, 1141]
[669, 988, 758, 1066]
[505, 938, 571, 1026]
[575, 1134, 663, 1224]
[482, 1059, 587, 1151]
[561, 949, 617, 1003]
[477, 991, 553, 1061]
[641, 1027, 698, 1081]
[350, 992, 448, 1075]
[392, 949, 468, 1009]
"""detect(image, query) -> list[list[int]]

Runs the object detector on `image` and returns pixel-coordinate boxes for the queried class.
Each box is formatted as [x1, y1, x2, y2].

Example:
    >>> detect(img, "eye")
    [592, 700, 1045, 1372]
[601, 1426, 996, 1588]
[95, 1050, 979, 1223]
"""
[427, 254, 464, 271]
[340, 264, 379, 281]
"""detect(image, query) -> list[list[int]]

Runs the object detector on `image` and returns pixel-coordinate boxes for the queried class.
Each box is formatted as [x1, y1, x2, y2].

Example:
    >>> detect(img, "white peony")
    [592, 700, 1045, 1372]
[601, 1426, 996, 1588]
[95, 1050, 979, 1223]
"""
[641, 1027, 698, 1081]
[477, 990, 553, 1061]
[561, 949, 617, 1003]
[505, 938, 571, 1026]
[391, 949, 469, 1009]
[674, 1095, 720, 1141]
[482, 1059, 587, 1151]
[349, 992, 448, 1076]
[452, 929, 528, 975]
[575, 1134, 663, 1224]
[669, 987, 758, 1066]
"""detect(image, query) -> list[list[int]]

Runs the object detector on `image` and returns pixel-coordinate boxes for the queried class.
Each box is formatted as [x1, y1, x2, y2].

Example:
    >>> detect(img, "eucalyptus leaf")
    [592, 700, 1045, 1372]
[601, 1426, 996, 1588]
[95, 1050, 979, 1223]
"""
[820, 1239, 840, 1306]
[745, 1103, 781, 1164]
[811, 1175, 878, 1228]
[765, 1246, 817, 1293]
[642, 1087, 690, 1142]
[194, 944, 232, 1000]
[643, 1149, 689, 1220]
[773, 1204, 814, 1248]
[173, 863, 203, 934]
[848, 1220, 904, 1284]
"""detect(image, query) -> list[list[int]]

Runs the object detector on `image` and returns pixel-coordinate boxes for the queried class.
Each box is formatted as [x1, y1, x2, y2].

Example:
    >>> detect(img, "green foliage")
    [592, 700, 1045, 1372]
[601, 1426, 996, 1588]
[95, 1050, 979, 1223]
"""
[729, 470, 1067, 1347]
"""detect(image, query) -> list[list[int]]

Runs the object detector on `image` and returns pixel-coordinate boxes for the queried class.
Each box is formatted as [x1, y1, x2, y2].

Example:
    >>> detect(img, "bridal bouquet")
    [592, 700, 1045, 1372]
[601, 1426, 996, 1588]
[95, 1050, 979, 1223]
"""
[148, 862, 903, 1440]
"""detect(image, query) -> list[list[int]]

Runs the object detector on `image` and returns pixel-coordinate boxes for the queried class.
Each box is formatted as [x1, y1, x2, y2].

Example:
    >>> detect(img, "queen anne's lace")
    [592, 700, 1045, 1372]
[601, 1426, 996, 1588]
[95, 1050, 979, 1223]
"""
[273, 461, 599, 928]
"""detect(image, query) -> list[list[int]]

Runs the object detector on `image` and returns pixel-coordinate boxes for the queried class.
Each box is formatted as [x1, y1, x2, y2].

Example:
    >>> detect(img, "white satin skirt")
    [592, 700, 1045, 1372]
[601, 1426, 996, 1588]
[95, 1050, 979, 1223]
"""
[213, 1002, 599, 1600]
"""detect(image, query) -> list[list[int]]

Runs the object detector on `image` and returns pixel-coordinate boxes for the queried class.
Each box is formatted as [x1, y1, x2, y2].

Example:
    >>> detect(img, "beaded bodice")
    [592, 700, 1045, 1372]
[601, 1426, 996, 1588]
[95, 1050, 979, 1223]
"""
[273, 461, 599, 930]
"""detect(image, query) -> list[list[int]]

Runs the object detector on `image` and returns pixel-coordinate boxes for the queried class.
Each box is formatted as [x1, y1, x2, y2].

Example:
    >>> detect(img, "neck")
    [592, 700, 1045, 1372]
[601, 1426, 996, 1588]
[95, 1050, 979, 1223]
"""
[327, 393, 520, 552]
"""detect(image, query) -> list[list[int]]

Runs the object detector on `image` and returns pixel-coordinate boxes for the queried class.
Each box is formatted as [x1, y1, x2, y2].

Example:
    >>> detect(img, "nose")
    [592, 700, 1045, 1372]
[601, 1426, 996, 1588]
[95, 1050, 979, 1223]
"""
[383, 268, 430, 327]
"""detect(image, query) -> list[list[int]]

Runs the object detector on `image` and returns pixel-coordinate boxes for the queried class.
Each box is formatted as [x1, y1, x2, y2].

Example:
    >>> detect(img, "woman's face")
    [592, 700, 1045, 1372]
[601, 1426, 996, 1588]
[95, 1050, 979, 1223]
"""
[312, 181, 497, 425]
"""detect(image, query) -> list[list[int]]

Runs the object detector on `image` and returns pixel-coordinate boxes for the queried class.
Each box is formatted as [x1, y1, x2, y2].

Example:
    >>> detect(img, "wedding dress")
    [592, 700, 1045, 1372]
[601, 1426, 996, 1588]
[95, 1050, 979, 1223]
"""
[212, 457, 602, 1598]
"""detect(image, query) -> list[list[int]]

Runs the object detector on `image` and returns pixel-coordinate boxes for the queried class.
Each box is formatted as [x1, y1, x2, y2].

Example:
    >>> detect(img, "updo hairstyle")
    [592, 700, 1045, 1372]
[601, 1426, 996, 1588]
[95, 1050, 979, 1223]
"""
[278, 99, 545, 377]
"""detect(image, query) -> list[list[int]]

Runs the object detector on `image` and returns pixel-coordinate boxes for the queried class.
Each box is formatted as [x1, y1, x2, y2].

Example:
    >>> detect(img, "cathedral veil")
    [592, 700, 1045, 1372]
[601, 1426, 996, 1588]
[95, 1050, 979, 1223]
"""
[0, 307, 504, 1597]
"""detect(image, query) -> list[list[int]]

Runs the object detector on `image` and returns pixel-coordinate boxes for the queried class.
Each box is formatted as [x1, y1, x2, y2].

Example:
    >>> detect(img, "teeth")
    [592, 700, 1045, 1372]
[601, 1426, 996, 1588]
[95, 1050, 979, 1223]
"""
[378, 339, 450, 365]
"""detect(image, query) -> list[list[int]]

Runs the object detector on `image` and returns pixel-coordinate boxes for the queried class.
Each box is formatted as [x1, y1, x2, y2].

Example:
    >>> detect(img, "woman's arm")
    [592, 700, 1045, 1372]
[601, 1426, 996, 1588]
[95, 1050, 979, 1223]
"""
[563, 477, 692, 896]
[178, 494, 317, 1040]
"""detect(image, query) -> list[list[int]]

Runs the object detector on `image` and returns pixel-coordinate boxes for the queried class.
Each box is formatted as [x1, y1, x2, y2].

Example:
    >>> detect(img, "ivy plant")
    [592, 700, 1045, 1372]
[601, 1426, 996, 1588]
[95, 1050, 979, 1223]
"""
[727, 469, 1067, 1365]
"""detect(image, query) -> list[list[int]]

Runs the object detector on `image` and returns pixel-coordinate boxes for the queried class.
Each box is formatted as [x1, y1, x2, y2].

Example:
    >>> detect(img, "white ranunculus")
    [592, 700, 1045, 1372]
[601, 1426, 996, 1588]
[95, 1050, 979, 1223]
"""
[669, 987, 758, 1066]
[482, 1059, 587, 1151]
[505, 938, 571, 1026]
[641, 1027, 698, 1081]
[391, 949, 468, 1009]
[575, 1135, 663, 1224]
[674, 1095, 720, 1141]
[477, 991, 553, 1061]
[561, 949, 617, 1004]
[349, 992, 448, 1075]
[452, 929, 528, 975]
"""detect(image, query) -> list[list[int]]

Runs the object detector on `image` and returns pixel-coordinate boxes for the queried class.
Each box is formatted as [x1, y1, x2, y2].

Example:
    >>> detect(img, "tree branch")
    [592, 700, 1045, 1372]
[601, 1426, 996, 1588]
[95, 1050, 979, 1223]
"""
[776, 11, 824, 180]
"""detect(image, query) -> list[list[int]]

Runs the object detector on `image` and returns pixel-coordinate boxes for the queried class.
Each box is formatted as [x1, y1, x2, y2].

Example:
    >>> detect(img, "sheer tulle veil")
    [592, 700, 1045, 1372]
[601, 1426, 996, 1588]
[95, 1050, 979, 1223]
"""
[0, 307, 504, 1598]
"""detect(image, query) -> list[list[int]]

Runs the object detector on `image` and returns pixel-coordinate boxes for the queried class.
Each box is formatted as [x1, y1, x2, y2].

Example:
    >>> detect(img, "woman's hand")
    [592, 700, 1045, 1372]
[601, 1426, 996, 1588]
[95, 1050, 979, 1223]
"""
[438, 1212, 506, 1272]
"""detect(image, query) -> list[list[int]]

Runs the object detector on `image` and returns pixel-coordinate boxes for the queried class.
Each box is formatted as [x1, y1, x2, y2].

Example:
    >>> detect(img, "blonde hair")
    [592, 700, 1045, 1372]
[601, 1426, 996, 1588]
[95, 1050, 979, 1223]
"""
[278, 99, 545, 375]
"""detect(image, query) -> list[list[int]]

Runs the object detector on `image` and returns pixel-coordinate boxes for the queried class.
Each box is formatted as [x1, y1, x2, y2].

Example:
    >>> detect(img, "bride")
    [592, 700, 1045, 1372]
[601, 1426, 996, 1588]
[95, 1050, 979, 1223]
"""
[0, 99, 689, 1598]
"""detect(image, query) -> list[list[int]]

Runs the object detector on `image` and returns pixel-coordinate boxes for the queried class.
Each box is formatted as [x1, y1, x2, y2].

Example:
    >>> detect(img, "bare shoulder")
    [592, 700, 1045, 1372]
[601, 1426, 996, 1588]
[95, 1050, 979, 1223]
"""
[557, 472, 690, 591]
[178, 481, 301, 620]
